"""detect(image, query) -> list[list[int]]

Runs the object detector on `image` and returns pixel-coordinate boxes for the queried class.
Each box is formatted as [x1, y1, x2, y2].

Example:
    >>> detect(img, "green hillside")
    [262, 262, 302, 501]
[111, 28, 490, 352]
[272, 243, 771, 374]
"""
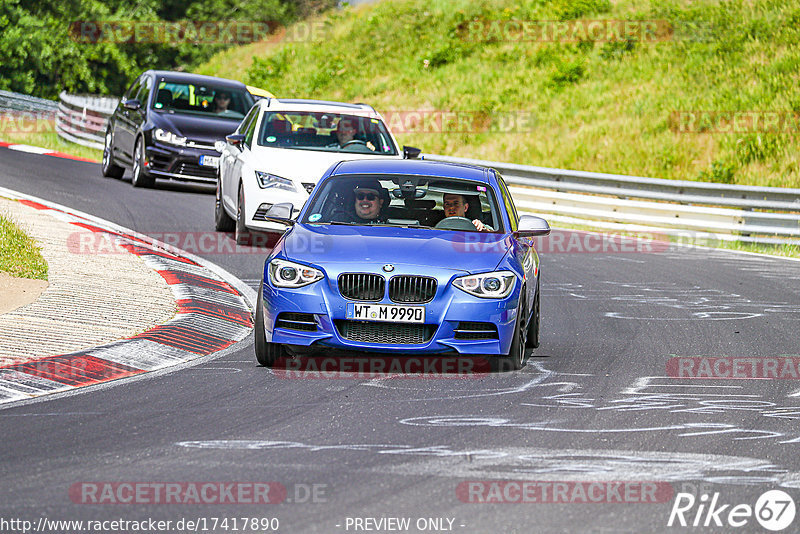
[199, 0, 800, 188]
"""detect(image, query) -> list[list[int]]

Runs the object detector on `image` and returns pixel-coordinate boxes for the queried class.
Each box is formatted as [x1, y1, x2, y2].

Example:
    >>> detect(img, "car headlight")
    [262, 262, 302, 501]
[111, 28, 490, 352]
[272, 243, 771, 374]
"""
[269, 259, 323, 288]
[256, 171, 296, 191]
[453, 270, 516, 298]
[154, 128, 187, 146]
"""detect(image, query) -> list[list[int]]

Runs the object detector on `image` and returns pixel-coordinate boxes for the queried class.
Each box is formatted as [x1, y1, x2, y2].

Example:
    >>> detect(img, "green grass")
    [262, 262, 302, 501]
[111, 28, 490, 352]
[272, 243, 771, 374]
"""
[198, 0, 800, 188]
[0, 213, 48, 280]
[0, 121, 102, 162]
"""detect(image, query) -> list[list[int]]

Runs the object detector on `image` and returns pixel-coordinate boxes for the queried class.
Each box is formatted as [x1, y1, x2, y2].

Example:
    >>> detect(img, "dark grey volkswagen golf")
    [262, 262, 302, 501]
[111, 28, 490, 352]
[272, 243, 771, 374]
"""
[102, 70, 255, 188]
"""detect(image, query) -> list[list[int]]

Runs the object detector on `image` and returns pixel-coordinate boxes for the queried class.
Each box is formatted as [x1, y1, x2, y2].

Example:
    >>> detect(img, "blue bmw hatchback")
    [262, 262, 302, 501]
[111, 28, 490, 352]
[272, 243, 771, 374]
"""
[255, 159, 550, 371]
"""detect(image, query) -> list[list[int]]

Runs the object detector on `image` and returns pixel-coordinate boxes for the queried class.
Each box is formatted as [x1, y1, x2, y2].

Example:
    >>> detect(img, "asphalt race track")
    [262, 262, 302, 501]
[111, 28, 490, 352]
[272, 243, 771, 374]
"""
[2, 146, 800, 533]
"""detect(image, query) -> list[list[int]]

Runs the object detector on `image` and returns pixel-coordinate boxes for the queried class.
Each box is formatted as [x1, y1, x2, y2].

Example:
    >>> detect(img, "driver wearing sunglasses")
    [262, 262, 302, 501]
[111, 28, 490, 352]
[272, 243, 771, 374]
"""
[352, 182, 385, 221]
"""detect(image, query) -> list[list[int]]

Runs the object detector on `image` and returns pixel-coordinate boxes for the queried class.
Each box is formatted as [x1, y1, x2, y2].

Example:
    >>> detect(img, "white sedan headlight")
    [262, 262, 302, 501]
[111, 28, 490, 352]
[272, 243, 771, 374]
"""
[453, 270, 516, 298]
[269, 259, 323, 288]
[154, 128, 187, 146]
[256, 171, 296, 191]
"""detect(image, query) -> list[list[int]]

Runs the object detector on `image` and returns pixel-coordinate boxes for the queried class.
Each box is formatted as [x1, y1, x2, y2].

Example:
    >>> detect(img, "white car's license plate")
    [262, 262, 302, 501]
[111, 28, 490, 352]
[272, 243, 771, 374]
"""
[346, 303, 425, 323]
[199, 155, 219, 168]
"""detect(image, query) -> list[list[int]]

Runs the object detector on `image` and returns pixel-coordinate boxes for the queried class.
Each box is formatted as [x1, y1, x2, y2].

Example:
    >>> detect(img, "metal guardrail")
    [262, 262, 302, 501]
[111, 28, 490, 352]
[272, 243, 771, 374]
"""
[55, 92, 118, 150]
[425, 154, 800, 245]
[50, 92, 800, 245]
[0, 90, 58, 114]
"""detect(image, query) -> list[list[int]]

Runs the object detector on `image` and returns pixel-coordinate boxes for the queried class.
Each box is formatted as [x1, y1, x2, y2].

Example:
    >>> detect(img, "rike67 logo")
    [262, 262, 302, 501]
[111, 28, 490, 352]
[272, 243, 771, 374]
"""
[668, 490, 796, 531]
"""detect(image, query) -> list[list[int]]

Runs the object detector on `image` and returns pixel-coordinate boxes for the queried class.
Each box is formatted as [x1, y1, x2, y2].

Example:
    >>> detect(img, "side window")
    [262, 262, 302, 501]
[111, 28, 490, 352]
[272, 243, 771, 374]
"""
[243, 111, 259, 148]
[123, 79, 141, 101]
[496, 173, 518, 232]
[238, 106, 259, 136]
[135, 77, 152, 107]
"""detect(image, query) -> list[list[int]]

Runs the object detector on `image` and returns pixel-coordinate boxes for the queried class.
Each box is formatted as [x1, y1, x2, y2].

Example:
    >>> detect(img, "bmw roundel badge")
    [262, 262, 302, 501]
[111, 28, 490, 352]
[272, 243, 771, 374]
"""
[383, 264, 395, 272]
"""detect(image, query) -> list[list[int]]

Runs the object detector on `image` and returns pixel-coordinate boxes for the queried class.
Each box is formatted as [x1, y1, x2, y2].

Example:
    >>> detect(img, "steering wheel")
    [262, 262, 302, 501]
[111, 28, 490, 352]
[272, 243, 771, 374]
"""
[434, 216, 476, 231]
[342, 139, 367, 147]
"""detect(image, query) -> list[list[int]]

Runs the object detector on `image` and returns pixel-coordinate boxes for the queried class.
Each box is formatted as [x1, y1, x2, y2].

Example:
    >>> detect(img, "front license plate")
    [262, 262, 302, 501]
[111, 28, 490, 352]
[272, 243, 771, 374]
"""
[346, 303, 425, 323]
[199, 155, 219, 168]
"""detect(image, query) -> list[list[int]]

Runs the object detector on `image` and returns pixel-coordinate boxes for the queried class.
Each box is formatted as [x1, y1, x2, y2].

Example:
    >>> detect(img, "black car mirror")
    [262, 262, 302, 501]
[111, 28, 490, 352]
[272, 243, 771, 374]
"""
[403, 145, 421, 159]
[123, 99, 141, 111]
[515, 215, 551, 237]
[264, 203, 295, 225]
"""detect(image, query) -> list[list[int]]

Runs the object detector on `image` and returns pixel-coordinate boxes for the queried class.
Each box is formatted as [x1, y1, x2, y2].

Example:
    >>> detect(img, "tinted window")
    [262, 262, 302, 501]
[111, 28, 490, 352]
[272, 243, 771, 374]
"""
[153, 81, 253, 119]
[301, 175, 502, 232]
[135, 77, 152, 107]
[124, 79, 141, 101]
[256, 111, 398, 155]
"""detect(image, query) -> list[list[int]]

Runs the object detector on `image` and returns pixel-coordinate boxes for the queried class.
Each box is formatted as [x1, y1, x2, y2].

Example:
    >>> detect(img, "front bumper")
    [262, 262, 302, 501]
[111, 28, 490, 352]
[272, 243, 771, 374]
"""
[260, 263, 521, 355]
[145, 141, 219, 184]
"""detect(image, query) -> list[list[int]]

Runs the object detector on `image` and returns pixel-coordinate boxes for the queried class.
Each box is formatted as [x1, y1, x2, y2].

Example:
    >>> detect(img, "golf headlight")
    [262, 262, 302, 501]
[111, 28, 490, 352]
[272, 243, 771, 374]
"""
[453, 270, 516, 298]
[256, 171, 296, 191]
[154, 128, 187, 146]
[269, 259, 323, 288]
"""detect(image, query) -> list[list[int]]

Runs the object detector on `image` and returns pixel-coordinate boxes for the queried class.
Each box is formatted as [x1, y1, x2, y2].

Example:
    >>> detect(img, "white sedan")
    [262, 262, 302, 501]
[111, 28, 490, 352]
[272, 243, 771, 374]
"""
[215, 98, 419, 245]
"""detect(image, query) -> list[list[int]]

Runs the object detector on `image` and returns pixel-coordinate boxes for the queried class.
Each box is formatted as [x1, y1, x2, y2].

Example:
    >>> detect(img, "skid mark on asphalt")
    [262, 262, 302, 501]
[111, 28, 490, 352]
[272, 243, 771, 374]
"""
[175, 438, 800, 488]
[549, 281, 800, 320]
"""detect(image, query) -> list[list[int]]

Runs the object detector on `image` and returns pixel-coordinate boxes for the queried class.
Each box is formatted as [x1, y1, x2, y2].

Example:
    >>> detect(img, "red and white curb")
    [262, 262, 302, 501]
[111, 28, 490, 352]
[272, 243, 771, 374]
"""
[0, 186, 255, 406]
[0, 141, 99, 163]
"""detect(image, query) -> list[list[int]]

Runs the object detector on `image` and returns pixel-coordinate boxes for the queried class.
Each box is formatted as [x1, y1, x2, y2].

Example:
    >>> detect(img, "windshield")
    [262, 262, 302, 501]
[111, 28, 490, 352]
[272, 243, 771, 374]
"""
[153, 81, 252, 120]
[256, 111, 398, 155]
[301, 175, 503, 232]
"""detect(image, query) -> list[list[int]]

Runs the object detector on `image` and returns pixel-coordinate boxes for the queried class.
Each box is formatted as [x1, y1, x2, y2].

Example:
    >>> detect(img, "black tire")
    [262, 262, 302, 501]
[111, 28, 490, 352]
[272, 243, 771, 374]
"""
[254, 283, 286, 367]
[235, 182, 252, 245]
[214, 177, 235, 232]
[101, 129, 124, 179]
[131, 137, 155, 188]
[498, 299, 527, 372]
[526, 279, 540, 349]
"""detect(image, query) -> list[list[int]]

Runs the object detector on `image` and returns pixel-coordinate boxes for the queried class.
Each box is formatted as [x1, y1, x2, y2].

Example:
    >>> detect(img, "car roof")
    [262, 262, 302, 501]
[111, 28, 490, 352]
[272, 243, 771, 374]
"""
[146, 70, 248, 89]
[257, 98, 378, 115]
[330, 159, 491, 182]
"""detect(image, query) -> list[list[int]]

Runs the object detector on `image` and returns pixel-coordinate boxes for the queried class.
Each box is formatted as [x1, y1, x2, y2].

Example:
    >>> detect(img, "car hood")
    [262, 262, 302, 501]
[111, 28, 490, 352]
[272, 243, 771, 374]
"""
[250, 146, 400, 184]
[279, 224, 510, 273]
[151, 112, 240, 143]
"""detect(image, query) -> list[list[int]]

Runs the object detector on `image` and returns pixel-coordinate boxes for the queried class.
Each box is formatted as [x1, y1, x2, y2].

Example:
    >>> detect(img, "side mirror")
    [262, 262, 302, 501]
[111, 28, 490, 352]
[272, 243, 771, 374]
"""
[123, 99, 141, 111]
[264, 203, 295, 225]
[403, 145, 421, 159]
[226, 133, 246, 146]
[515, 215, 551, 237]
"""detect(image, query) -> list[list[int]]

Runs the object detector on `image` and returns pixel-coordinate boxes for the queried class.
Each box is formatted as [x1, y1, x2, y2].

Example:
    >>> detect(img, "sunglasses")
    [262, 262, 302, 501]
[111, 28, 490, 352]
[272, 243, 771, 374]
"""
[216, 94, 230, 100]
[355, 192, 378, 201]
